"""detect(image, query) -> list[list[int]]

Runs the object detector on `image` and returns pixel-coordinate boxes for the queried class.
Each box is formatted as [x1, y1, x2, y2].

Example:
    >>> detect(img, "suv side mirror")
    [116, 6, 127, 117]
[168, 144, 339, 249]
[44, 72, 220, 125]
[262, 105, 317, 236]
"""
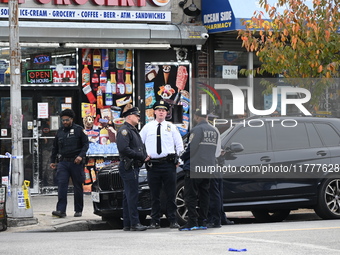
[224, 142, 244, 153]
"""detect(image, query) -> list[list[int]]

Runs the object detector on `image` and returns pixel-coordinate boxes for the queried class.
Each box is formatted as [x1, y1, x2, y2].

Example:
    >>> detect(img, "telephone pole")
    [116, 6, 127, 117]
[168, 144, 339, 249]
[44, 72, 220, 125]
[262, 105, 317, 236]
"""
[7, 0, 33, 218]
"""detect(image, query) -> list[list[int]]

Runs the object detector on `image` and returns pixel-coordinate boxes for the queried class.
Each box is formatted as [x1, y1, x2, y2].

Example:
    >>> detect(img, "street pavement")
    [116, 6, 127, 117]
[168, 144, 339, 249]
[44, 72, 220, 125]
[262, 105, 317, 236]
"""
[4, 193, 320, 233]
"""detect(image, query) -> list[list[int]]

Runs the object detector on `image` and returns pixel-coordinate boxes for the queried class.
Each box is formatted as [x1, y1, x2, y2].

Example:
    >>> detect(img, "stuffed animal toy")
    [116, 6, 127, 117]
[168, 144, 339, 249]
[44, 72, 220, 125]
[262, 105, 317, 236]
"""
[83, 115, 94, 130]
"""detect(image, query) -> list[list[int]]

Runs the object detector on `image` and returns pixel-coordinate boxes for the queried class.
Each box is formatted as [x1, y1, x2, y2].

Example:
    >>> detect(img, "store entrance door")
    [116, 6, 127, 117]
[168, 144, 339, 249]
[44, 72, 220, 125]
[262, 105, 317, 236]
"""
[0, 89, 79, 194]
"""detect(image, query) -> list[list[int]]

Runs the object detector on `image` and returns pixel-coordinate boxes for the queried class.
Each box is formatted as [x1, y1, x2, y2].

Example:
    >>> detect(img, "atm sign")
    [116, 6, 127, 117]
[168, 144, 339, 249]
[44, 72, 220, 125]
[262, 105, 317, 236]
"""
[27, 69, 52, 84]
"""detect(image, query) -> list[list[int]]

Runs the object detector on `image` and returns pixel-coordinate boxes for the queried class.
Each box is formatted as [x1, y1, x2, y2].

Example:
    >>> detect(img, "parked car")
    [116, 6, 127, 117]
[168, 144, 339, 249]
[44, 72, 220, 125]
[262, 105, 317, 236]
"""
[92, 116, 340, 225]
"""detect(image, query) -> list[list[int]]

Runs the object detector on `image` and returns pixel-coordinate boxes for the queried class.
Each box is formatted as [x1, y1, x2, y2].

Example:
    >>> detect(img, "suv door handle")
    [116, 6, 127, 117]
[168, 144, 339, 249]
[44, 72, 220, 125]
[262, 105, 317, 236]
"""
[260, 156, 271, 162]
[317, 151, 327, 156]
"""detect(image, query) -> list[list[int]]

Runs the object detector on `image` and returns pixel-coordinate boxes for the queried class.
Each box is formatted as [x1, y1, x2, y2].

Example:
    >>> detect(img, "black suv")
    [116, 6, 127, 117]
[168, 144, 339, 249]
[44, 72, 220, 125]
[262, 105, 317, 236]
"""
[92, 116, 340, 225]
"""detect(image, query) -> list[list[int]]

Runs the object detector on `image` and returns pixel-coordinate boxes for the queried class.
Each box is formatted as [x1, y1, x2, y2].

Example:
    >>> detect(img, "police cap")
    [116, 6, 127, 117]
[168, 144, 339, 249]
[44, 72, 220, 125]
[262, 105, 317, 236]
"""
[153, 100, 170, 111]
[194, 109, 207, 118]
[122, 107, 141, 117]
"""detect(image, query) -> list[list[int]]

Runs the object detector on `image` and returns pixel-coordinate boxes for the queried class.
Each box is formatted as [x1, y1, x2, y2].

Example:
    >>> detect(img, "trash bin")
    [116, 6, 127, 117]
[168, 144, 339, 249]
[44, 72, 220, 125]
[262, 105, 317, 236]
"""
[0, 185, 7, 231]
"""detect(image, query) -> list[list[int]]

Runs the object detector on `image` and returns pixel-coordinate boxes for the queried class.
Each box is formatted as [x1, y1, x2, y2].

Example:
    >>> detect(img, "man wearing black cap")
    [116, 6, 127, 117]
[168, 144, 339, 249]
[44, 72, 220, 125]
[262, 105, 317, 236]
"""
[179, 109, 219, 231]
[140, 100, 184, 229]
[116, 106, 149, 231]
[50, 109, 89, 218]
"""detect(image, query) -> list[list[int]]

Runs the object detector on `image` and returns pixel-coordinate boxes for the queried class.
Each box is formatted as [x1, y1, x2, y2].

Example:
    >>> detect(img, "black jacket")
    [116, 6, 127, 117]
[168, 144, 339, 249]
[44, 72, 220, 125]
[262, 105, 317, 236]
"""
[50, 123, 89, 163]
[181, 120, 218, 171]
[116, 122, 147, 162]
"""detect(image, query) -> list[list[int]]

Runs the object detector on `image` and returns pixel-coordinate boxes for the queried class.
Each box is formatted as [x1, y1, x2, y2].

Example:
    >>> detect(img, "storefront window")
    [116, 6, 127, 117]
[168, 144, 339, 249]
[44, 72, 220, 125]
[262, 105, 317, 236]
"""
[0, 47, 77, 86]
[213, 50, 267, 118]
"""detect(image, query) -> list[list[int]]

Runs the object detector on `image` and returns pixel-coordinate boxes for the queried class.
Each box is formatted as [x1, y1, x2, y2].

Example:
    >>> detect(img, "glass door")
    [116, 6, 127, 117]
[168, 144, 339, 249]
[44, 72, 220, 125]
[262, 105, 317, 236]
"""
[0, 97, 36, 191]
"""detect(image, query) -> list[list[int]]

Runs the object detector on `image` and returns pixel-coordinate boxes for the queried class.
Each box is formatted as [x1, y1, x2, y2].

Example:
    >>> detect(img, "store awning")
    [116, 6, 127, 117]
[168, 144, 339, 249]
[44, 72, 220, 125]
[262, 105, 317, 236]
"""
[0, 21, 208, 48]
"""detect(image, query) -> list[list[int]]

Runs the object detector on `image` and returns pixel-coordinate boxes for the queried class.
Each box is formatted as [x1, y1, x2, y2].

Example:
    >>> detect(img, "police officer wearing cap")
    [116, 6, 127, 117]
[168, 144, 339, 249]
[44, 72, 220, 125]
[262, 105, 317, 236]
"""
[116, 106, 149, 231]
[140, 100, 184, 229]
[50, 109, 89, 218]
[179, 109, 219, 231]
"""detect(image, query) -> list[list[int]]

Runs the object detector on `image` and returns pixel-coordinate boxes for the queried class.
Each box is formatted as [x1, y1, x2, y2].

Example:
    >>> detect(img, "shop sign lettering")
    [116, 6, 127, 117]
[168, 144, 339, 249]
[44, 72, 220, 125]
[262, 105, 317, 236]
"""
[27, 69, 53, 84]
[51, 66, 77, 84]
[0, 0, 159, 7]
[0, 7, 170, 22]
[32, 54, 51, 65]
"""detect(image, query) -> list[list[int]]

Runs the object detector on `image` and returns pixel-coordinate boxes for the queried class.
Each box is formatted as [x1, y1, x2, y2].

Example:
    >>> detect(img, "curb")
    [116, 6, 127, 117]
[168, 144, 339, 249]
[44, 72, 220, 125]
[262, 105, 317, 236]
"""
[8, 217, 38, 227]
[53, 220, 111, 232]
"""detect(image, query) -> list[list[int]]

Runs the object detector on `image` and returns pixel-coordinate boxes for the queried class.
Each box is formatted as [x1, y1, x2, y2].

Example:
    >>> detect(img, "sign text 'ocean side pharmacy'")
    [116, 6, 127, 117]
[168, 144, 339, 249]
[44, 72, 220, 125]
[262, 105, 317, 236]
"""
[202, 0, 235, 33]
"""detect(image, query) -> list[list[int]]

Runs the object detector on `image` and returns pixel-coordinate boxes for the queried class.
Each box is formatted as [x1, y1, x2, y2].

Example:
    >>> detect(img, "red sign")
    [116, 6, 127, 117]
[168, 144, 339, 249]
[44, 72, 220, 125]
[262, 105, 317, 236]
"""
[51, 65, 77, 84]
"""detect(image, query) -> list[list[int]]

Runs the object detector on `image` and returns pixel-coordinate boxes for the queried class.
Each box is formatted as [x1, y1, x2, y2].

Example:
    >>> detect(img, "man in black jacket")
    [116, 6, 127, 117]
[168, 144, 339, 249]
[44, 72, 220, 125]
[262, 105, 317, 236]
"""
[179, 109, 219, 231]
[50, 109, 89, 218]
[116, 106, 149, 231]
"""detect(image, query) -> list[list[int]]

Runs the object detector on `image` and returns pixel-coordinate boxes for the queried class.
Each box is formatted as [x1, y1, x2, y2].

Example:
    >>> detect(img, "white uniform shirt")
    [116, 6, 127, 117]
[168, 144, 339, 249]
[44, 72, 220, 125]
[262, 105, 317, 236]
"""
[140, 120, 184, 159]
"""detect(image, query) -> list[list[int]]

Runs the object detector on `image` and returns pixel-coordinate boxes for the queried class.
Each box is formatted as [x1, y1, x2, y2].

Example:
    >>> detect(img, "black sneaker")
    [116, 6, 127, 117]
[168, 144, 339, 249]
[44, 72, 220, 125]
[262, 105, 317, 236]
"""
[207, 223, 221, 228]
[131, 223, 147, 231]
[123, 226, 130, 231]
[52, 211, 66, 218]
[74, 212, 82, 217]
[169, 222, 180, 229]
[147, 222, 160, 229]
[178, 224, 199, 231]
[221, 219, 234, 225]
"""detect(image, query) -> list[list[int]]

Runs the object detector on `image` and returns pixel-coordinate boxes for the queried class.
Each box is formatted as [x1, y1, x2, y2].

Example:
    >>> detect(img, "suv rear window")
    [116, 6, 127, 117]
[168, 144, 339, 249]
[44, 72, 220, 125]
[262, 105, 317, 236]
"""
[272, 122, 309, 150]
[315, 123, 340, 147]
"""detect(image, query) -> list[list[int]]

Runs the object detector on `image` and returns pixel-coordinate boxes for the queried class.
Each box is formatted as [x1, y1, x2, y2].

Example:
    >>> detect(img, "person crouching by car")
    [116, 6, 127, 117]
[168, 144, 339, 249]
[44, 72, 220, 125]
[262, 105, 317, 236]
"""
[116, 104, 150, 231]
[179, 109, 219, 231]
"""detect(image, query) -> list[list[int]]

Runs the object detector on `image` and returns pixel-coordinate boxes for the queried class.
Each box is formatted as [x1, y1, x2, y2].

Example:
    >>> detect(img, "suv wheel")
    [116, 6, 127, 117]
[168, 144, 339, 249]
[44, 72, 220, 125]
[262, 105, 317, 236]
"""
[251, 209, 290, 222]
[175, 179, 187, 225]
[314, 178, 340, 219]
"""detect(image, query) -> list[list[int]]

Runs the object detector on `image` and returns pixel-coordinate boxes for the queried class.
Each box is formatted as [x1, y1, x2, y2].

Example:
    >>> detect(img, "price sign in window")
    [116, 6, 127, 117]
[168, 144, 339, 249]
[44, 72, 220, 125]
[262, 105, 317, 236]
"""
[222, 65, 238, 79]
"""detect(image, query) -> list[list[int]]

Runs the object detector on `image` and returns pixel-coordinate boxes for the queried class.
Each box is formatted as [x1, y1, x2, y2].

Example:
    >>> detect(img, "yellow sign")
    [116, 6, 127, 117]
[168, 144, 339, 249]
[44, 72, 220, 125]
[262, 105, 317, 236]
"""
[22, 180, 31, 209]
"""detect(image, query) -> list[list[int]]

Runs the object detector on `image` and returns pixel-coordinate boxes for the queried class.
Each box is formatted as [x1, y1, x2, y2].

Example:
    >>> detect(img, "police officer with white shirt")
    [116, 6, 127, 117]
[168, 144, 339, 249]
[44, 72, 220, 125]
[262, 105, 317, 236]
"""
[140, 100, 184, 229]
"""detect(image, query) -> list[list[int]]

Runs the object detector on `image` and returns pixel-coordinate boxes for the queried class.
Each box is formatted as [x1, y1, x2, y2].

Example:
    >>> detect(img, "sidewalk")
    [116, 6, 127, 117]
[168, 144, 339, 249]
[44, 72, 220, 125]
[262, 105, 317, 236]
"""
[6, 193, 109, 233]
[5, 194, 318, 233]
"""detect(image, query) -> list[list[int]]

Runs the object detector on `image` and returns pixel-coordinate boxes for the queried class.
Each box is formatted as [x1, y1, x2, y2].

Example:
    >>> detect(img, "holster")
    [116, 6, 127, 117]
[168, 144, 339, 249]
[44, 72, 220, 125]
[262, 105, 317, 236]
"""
[167, 153, 179, 164]
[123, 158, 134, 171]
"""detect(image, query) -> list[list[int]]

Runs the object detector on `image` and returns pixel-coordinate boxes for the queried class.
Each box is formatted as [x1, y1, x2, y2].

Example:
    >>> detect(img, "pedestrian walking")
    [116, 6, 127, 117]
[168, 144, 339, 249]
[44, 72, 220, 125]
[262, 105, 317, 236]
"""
[179, 109, 219, 231]
[50, 109, 89, 218]
[116, 105, 149, 231]
[140, 100, 184, 229]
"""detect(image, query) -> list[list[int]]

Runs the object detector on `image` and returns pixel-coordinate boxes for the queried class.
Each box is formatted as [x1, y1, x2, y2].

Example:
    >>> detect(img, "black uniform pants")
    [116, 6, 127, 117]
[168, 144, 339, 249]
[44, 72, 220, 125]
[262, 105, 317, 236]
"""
[119, 164, 140, 227]
[208, 178, 222, 225]
[184, 175, 210, 226]
[147, 161, 177, 224]
[56, 161, 85, 213]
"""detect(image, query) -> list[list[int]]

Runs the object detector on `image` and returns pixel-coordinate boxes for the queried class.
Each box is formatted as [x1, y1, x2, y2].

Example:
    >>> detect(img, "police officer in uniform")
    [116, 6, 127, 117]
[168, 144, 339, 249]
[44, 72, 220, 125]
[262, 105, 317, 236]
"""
[206, 113, 234, 227]
[116, 106, 149, 231]
[50, 109, 89, 218]
[140, 100, 184, 229]
[179, 109, 218, 231]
